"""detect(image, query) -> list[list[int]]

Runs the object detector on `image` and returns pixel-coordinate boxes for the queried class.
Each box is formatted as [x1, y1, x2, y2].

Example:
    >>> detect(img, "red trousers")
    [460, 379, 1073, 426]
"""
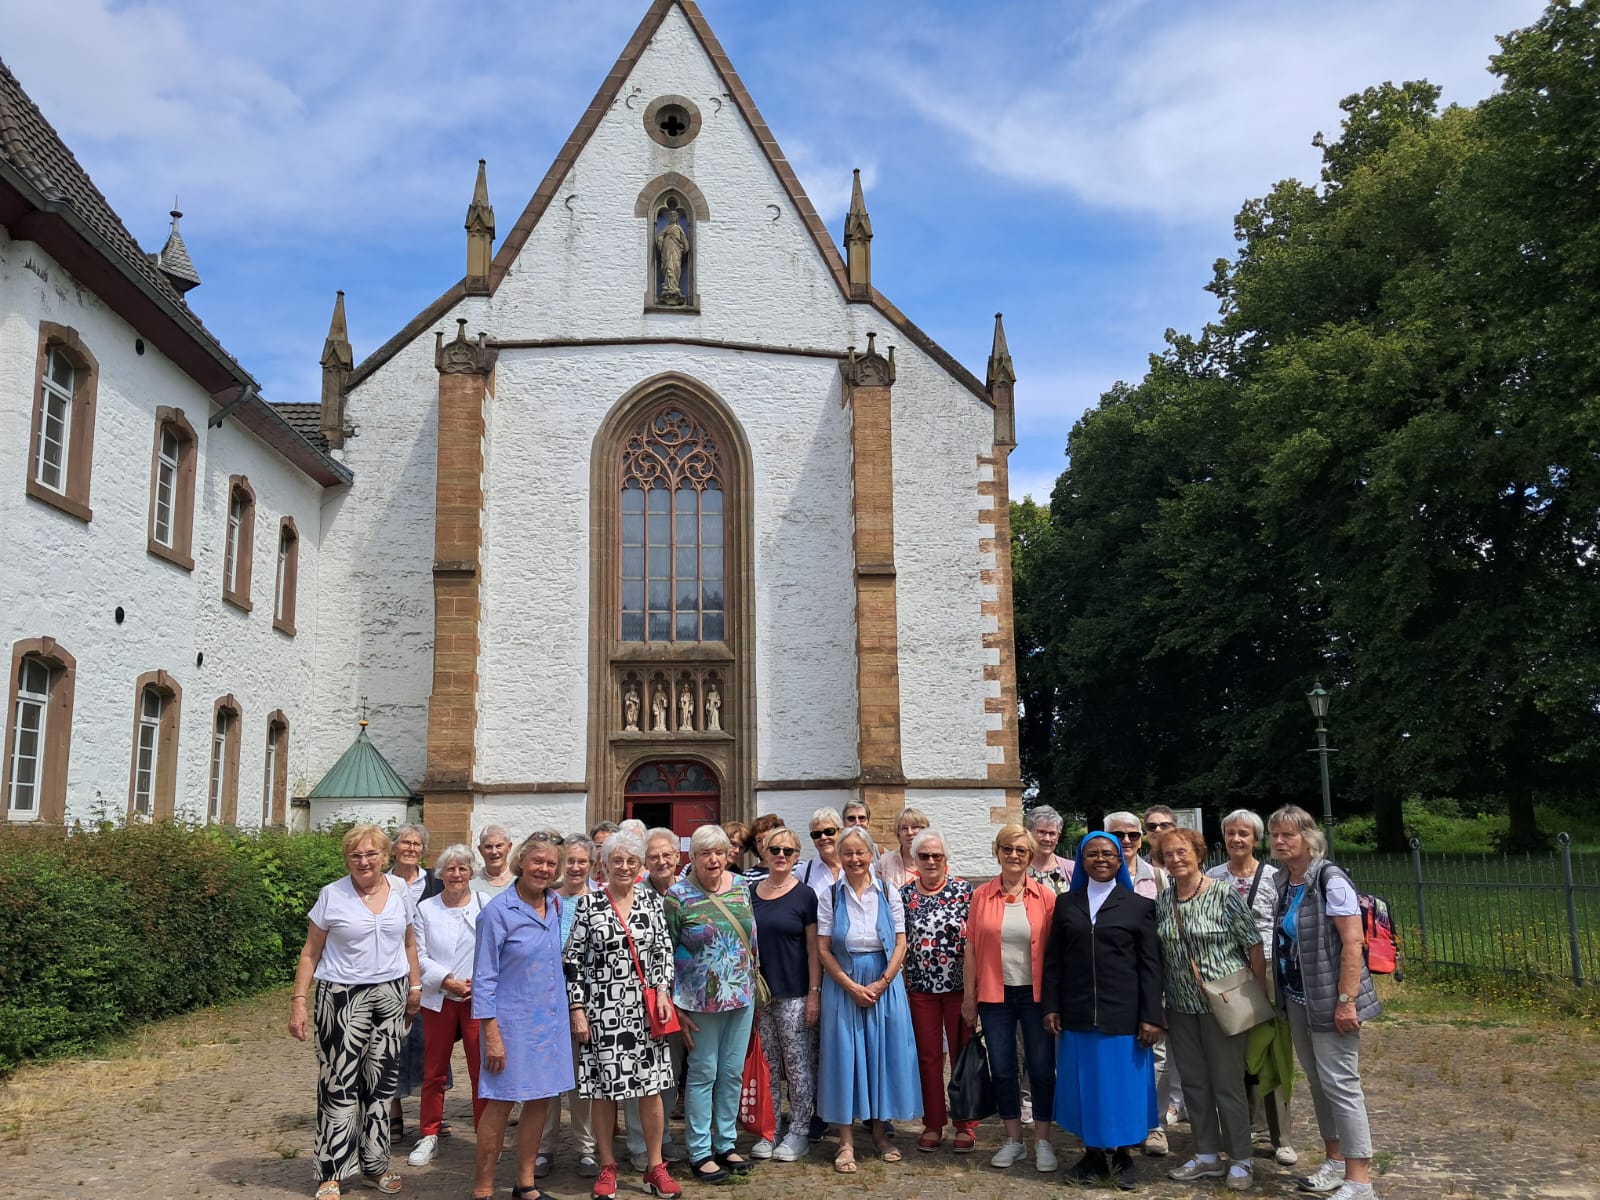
[420, 999, 484, 1135]
[908, 990, 979, 1134]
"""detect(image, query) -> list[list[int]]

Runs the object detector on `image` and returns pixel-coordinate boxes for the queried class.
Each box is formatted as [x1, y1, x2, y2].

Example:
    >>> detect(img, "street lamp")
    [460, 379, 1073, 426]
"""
[1306, 681, 1337, 854]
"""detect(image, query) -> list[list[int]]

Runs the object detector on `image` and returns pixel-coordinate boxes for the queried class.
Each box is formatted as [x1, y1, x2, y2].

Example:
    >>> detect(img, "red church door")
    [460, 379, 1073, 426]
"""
[623, 760, 721, 861]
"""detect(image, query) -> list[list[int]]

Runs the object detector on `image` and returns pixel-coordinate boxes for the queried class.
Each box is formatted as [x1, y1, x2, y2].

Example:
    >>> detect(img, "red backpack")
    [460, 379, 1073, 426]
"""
[1321, 870, 1400, 977]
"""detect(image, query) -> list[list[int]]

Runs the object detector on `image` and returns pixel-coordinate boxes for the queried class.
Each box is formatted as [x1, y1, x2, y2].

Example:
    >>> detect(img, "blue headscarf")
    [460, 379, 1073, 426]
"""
[1069, 831, 1135, 893]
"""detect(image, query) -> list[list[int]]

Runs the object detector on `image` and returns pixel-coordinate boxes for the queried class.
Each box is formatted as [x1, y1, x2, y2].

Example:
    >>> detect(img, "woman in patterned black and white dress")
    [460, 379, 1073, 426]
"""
[565, 831, 682, 1200]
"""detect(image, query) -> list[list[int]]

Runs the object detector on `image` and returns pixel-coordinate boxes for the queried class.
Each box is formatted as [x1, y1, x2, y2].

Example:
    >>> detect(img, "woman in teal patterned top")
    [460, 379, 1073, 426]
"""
[1152, 826, 1265, 1192]
[665, 824, 757, 1183]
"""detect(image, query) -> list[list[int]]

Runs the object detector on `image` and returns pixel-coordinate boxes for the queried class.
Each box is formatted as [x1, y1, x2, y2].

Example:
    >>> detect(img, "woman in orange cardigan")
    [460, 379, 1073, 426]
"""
[961, 823, 1059, 1172]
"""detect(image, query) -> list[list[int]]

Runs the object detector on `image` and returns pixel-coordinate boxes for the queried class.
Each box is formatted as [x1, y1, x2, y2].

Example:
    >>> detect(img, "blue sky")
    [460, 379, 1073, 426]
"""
[4, 0, 1547, 503]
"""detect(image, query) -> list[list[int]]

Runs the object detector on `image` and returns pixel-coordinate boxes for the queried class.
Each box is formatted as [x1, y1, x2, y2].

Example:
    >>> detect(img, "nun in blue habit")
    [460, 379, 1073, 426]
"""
[1042, 832, 1165, 1189]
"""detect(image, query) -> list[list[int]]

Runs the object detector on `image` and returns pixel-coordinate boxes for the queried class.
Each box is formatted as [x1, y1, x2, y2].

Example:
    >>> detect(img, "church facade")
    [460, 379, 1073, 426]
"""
[2, 0, 1023, 866]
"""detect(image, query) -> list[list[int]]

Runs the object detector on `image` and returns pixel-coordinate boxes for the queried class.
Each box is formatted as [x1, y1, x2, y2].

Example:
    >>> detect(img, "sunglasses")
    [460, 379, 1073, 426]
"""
[998, 845, 1029, 857]
[810, 827, 839, 840]
[1113, 830, 1143, 841]
[1146, 821, 1176, 832]
[767, 846, 799, 858]
[916, 852, 946, 862]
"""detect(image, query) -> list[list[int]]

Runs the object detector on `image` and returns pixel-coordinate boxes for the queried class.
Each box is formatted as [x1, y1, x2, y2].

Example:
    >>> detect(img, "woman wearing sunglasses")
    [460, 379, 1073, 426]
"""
[749, 827, 821, 1162]
[797, 807, 848, 899]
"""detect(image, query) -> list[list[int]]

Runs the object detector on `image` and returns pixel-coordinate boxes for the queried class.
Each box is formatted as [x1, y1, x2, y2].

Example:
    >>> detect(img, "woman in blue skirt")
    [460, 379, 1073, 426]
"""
[1043, 832, 1166, 1190]
[816, 826, 921, 1173]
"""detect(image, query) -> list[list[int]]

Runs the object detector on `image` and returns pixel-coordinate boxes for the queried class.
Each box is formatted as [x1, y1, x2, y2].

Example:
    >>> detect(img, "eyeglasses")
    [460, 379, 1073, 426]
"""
[347, 851, 383, 862]
[767, 846, 799, 858]
[1113, 830, 1143, 841]
[998, 845, 1029, 857]
[810, 827, 839, 840]
[916, 852, 946, 862]
[1146, 820, 1176, 832]
[524, 831, 565, 845]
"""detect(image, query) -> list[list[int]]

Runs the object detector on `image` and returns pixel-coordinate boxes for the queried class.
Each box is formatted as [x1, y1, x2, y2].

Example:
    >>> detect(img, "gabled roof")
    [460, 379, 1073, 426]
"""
[0, 58, 351, 487]
[307, 724, 416, 800]
[348, 0, 989, 405]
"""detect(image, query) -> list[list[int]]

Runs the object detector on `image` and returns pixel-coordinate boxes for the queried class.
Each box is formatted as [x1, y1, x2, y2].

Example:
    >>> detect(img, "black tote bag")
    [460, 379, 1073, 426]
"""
[947, 1025, 997, 1122]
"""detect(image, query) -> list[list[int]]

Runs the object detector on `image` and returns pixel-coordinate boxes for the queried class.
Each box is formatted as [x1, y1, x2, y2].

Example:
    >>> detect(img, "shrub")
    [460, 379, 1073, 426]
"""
[0, 822, 345, 1072]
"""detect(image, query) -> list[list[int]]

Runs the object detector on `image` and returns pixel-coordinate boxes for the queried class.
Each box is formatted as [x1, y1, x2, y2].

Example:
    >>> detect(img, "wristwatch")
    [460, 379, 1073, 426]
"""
[1337, 992, 1354, 1003]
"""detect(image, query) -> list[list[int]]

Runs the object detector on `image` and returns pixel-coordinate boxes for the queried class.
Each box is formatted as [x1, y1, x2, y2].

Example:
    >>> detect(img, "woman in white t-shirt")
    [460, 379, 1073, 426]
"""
[289, 825, 422, 1200]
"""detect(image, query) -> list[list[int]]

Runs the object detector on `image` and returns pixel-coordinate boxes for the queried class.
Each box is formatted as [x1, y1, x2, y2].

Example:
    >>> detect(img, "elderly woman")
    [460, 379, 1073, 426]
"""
[1025, 806, 1075, 894]
[409, 844, 486, 1167]
[566, 832, 682, 1200]
[470, 831, 574, 1200]
[1207, 809, 1295, 1167]
[900, 827, 977, 1153]
[1269, 806, 1381, 1200]
[288, 825, 422, 1200]
[1152, 826, 1265, 1192]
[961, 824, 1058, 1171]
[1043, 832, 1164, 1190]
[749, 825, 821, 1161]
[388, 823, 441, 1140]
[721, 820, 751, 873]
[879, 806, 929, 889]
[472, 824, 516, 896]
[666, 825, 759, 1184]
[538, 834, 598, 1179]
[816, 826, 919, 1172]
[797, 807, 846, 897]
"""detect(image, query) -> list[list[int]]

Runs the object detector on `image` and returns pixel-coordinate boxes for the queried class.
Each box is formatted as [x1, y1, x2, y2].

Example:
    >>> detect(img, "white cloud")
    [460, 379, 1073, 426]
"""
[887, 0, 1547, 224]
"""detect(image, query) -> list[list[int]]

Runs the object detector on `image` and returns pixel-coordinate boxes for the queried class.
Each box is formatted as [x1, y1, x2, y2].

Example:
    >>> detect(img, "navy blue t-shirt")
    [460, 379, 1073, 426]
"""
[751, 881, 818, 999]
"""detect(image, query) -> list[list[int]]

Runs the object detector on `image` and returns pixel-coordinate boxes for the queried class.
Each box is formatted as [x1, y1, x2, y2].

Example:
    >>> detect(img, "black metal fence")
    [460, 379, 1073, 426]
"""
[1209, 833, 1599, 986]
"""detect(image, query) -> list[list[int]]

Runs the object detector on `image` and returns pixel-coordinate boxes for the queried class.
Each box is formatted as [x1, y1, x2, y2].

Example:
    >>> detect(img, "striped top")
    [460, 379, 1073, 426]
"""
[1154, 878, 1261, 1015]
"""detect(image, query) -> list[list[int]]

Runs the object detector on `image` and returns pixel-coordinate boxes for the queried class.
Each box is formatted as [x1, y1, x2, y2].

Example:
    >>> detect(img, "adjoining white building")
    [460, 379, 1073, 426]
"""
[1, 0, 1025, 867]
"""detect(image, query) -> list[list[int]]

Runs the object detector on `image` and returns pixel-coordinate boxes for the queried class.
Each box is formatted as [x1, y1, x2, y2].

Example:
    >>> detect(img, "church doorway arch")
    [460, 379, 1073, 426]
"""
[624, 759, 721, 860]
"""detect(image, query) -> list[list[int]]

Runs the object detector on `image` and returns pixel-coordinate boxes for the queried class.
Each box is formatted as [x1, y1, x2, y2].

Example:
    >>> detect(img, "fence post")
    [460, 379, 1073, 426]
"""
[1559, 832, 1584, 987]
[1409, 837, 1427, 958]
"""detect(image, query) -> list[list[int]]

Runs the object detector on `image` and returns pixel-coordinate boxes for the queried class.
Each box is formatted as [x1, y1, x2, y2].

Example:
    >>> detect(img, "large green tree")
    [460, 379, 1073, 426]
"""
[1022, 1, 1600, 849]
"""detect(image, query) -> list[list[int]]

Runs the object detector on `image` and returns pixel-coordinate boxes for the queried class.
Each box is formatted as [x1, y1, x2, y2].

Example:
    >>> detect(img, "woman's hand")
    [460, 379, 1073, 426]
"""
[960, 994, 977, 1028]
[1043, 1013, 1060, 1035]
[484, 1027, 507, 1073]
[804, 991, 820, 1027]
[850, 981, 876, 1009]
[676, 1007, 699, 1051]
[1137, 1022, 1164, 1048]
[442, 975, 472, 1000]
[1333, 1000, 1360, 1035]
[288, 998, 309, 1042]
[405, 987, 422, 1019]
[656, 989, 676, 1028]
[571, 1009, 591, 1044]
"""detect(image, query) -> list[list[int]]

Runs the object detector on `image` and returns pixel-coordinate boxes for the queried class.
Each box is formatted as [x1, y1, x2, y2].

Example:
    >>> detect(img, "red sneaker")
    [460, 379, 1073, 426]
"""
[642, 1162, 682, 1197]
[593, 1161, 618, 1200]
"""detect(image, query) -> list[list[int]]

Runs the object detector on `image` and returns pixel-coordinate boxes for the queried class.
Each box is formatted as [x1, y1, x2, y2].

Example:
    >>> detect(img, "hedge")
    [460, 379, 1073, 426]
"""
[0, 822, 345, 1072]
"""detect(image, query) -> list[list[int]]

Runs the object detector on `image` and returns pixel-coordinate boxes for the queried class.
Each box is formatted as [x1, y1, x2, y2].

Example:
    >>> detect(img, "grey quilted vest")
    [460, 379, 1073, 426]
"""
[1276, 858, 1381, 1032]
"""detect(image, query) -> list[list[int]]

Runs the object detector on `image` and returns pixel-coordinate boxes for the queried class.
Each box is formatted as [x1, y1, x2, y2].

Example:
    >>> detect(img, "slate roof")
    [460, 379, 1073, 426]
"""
[272, 403, 330, 453]
[307, 725, 416, 800]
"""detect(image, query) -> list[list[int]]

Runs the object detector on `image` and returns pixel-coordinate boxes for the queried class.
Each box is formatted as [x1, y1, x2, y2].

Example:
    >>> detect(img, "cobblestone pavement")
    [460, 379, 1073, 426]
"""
[1, 986, 1595, 1200]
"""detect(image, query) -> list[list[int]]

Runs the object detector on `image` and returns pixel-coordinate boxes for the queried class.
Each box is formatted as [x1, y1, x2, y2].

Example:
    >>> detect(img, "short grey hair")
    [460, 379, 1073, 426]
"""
[810, 806, 843, 829]
[837, 825, 878, 859]
[1221, 809, 1265, 841]
[1025, 806, 1064, 832]
[645, 827, 679, 855]
[618, 819, 647, 839]
[690, 823, 732, 855]
[1103, 810, 1142, 831]
[1268, 805, 1327, 858]
[603, 830, 646, 864]
[590, 821, 621, 839]
[910, 828, 947, 860]
[432, 843, 474, 873]
[563, 833, 597, 861]
[478, 823, 512, 847]
[843, 799, 871, 820]
[395, 822, 430, 851]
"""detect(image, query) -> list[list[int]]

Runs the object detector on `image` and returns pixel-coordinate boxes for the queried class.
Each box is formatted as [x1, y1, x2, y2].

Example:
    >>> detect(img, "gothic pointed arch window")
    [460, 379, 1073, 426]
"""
[619, 407, 724, 643]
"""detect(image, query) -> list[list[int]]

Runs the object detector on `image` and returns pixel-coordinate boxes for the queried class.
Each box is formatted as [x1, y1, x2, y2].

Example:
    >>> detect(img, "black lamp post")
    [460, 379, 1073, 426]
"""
[1306, 681, 1336, 853]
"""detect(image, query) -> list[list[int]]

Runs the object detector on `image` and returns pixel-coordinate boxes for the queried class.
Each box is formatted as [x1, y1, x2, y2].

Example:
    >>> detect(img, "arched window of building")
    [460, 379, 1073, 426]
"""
[26, 322, 98, 522]
[274, 517, 299, 636]
[263, 710, 289, 826]
[128, 670, 182, 820]
[4, 638, 76, 822]
[222, 476, 256, 610]
[147, 407, 197, 570]
[209, 695, 242, 825]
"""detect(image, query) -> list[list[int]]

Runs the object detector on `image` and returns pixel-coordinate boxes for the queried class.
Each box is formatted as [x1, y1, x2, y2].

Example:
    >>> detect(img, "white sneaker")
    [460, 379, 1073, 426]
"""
[1325, 1184, 1375, 1200]
[750, 1138, 775, 1160]
[1276, 1145, 1300, 1167]
[991, 1138, 1027, 1168]
[773, 1132, 810, 1162]
[1297, 1159, 1346, 1194]
[1165, 1103, 1187, 1127]
[1020, 1099, 1034, 1125]
[1034, 1140, 1058, 1172]
[407, 1134, 438, 1166]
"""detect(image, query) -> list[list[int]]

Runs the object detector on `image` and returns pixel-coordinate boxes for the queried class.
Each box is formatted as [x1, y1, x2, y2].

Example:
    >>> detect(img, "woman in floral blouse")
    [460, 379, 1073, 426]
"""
[665, 824, 758, 1184]
[900, 828, 977, 1153]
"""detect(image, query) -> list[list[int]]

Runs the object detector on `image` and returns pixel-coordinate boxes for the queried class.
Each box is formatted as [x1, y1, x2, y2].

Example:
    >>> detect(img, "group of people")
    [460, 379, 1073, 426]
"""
[287, 800, 1382, 1200]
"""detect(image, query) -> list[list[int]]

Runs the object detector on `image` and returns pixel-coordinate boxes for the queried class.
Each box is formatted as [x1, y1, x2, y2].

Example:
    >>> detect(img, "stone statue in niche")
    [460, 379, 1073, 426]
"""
[623, 686, 640, 732]
[678, 684, 694, 731]
[651, 687, 668, 732]
[705, 685, 722, 732]
[654, 205, 690, 304]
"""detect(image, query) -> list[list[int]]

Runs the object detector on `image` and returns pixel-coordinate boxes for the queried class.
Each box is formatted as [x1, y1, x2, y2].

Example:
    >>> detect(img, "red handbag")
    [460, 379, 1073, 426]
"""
[738, 1030, 775, 1142]
[607, 892, 681, 1038]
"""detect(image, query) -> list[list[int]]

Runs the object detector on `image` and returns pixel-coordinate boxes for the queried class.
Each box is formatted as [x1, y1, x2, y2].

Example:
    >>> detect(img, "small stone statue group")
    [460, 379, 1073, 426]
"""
[623, 682, 721, 733]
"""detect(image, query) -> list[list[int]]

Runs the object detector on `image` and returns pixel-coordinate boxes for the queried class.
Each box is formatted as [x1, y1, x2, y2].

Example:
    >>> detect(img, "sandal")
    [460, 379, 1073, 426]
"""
[719, 1154, 752, 1176]
[953, 1129, 977, 1154]
[875, 1141, 902, 1163]
[512, 1187, 553, 1200]
[438, 1120, 452, 1138]
[917, 1130, 942, 1153]
[361, 1173, 402, 1195]
[832, 1148, 857, 1174]
[314, 1185, 341, 1200]
[689, 1157, 727, 1185]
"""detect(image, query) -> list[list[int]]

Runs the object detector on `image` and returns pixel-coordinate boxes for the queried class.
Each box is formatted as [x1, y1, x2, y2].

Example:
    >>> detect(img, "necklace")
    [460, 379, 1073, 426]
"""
[1177, 878, 1205, 903]
[1001, 877, 1026, 904]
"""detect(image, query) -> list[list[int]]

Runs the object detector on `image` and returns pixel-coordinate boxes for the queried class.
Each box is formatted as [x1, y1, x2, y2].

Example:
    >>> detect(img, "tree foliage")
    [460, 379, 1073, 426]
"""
[1016, 1, 1600, 849]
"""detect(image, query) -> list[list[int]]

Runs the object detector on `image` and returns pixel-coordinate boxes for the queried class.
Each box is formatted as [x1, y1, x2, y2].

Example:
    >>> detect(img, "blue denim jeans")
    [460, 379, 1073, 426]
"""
[682, 1006, 755, 1161]
[979, 985, 1056, 1123]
